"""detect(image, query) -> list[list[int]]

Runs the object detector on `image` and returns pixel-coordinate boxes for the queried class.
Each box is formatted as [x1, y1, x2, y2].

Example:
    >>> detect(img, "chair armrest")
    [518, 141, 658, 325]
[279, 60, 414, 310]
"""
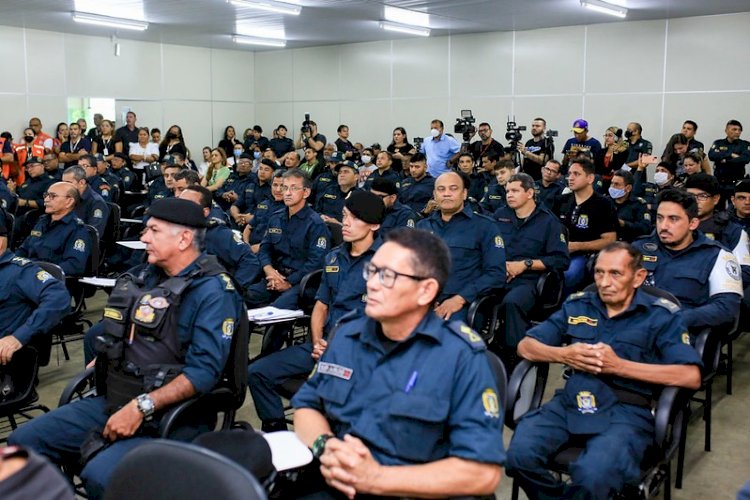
[535, 271, 563, 311]
[158, 388, 235, 438]
[505, 360, 549, 429]
[58, 366, 96, 408]
[653, 386, 693, 457]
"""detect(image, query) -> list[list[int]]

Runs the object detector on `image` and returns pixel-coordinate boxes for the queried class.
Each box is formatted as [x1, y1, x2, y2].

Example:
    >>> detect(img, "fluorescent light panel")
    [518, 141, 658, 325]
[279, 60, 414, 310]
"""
[232, 34, 287, 47]
[379, 21, 430, 37]
[72, 11, 148, 31]
[228, 0, 301, 16]
[580, 0, 627, 18]
[384, 6, 429, 27]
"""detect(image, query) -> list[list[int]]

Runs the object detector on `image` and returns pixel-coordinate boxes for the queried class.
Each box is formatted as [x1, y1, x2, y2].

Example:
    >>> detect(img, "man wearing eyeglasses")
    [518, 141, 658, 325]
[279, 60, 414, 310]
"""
[470, 122, 505, 166]
[248, 191, 384, 433]
[291, 228, 504, 499]
[16, 182, 91, 277]
[534, 159, 564, 210]
[78, 154, 111, 201]
[417, 171, 506, 322]
[245, 169, 330, 311]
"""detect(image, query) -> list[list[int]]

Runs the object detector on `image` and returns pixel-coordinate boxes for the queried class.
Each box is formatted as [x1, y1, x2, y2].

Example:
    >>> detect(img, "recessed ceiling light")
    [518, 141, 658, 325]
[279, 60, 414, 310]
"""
[228, 0, 301, 16]
[72, 11, 149, 31]
[384, 6, 429, 27]
[379, 21, 430, 37]
[580, 0, 628, 18]
[232, 34, 287, 47]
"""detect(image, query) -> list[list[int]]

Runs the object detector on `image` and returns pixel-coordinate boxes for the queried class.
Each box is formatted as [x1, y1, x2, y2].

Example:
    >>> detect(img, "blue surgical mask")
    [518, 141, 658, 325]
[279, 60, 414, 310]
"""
[608, 186, 626, 199]
[253, 151, 261, 159]
[234, 150, 242, 158]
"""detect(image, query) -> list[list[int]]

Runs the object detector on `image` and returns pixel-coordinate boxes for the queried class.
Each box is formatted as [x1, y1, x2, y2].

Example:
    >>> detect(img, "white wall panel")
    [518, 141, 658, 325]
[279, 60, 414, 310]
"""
[292, 46, 342, 101]
[514, 26, 585, 96]
[162, 44, 211, 101]
[211, 102, 255, 145]
[26, 29, 66, 96]
[211, 48, 254, 102]
[339, 41, 391, 101]
[391, 37, 450, 99]
[450, 32, 513, 98]
[254, 50, 293, 102]
[162, 100, 213, 157]
[0, 26, 27, 95]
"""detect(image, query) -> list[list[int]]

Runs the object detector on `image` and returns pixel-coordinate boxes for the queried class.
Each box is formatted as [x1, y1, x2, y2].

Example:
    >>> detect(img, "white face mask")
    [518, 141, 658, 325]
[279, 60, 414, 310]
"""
[360, 155, 372, 165]
[430, 128, 440, 138]
[654, 171, 670, 186]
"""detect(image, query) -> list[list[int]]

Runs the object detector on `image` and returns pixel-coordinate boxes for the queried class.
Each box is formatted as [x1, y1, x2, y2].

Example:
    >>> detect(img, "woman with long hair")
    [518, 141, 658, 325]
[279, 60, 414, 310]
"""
[91, 119, 121, 161]
[595, 126, 629, 187]
[218, 125, 242, 160]
[52, 122, 68, 155]
[159, 124, 187, 160]
[386, 126, 415, 174]
[129, 127, 159, 174]
[201, 147, 231, 192]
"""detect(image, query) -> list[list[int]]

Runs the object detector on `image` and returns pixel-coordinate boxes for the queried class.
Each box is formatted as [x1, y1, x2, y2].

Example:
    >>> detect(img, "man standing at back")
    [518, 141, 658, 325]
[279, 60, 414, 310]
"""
[420, 119, 461, 178]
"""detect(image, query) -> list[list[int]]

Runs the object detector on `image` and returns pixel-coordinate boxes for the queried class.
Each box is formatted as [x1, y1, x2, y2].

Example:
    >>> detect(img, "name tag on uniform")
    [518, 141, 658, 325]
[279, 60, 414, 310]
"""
[268, 227, 282, 234]
[318, 362, 353, 380]
[325, 266, 339, 273]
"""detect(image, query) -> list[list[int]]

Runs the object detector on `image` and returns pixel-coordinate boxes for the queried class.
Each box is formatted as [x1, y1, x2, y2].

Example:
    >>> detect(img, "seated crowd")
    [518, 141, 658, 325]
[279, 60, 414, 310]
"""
[0, 111, 749, 499]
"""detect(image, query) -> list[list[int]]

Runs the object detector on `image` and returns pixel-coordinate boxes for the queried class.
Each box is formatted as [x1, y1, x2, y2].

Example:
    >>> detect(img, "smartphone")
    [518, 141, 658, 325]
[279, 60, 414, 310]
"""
[641, 154, 659, 164]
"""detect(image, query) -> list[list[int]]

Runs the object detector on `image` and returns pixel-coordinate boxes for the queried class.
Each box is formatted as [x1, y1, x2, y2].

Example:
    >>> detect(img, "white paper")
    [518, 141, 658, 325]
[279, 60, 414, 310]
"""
[117, 241, 146, 250]
[263, 431, 313, 471]
[79, 277, 117, 287]
[120, 218, 143, 224]
[247, 306, 304, 322]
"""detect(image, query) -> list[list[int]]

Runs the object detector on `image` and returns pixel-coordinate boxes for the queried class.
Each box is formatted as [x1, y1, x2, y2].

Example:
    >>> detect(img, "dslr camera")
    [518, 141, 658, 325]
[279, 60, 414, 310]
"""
[413, 136, 424, 151]
[454, 109, 477, 142]
[301, 113, 312, 136]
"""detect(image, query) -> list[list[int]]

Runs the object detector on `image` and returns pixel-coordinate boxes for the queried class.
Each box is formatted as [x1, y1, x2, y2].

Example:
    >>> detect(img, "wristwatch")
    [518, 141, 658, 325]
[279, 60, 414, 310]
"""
[311, 433, 334, 459]
[135, 393, 156, 421]
[524, 259, 533, 269]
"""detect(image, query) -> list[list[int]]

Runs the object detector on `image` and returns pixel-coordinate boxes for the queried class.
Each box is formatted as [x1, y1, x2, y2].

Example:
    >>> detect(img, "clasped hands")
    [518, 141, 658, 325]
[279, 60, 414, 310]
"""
[564, 342, 622, 375]
[319, 434, 382, 499]
[265, 268, 291, 292]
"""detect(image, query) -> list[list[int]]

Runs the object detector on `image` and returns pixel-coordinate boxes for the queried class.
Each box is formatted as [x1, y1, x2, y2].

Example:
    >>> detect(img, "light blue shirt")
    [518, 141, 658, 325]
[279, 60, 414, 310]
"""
[421, 134, 461, 177]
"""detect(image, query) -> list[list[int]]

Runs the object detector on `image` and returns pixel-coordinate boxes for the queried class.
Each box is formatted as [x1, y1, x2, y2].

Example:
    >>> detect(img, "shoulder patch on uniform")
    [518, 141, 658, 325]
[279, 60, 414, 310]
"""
[30, 230, 42, 237]
[36, 270, 52, 283]
[232, 231, 243, 244]
[566, 291, 588, 302]
[681, 332, 691, 345]
[219, 273, 235, 290]
[448, 322, 486, 351]
[221, 318, 234, 339]
[73, 239, 86, 252]
[482, 388, 500, 418]
[653, 297, 679, 313]
[316, 236, 328, 249]
[494, 235, 505, 248]
[93, 208, 103, 218]
[636, 197, 647, 205]
[10, 256, 31, 266]
[406, 218, 415, 228]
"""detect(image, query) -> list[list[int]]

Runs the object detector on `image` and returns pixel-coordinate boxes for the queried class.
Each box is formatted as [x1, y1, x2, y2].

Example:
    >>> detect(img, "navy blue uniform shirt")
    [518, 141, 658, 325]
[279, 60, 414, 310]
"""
[379, 201, 418, 236]
[363, 168, 401, 191]
[259, 204, 330, 285]
[205, 221, 261, 293]
[17, 174, 55, 208]
[249, 199, 285, 245]
[534, 180, 563, 211]
[417, 205, 506, 302]
[17, 212, 91, 277]
[75, 187, 109, 238]
[611, 196, 651, 242]
[480, 182, 506, 214]
[292, 312, 506, 466]
[315, 184, 359, 222]
[399, 174, 435, 214]
[233, 180, 271, 214]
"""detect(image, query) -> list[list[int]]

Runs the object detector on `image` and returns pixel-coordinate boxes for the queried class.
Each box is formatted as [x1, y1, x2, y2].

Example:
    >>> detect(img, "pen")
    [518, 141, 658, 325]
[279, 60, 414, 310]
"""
[405, 371, 418, 393]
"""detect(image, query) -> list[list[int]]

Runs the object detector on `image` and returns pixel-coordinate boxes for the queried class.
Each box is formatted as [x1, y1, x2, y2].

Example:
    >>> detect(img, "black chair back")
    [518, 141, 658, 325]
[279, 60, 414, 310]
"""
[83, 224, 101, 277]
[485, 351, 508, 419]
[326, 221, 344, 247]
[103, 440, 267, 500]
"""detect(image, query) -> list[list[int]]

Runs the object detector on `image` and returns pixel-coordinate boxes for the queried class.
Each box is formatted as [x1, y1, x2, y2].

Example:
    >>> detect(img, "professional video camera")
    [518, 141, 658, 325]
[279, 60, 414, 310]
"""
[545, 129, 559, 139]
[454, 109, 477, 143]
[505, 118, 527, 149]
[301, 113, 312, 136]
[413, 136, 424, 152]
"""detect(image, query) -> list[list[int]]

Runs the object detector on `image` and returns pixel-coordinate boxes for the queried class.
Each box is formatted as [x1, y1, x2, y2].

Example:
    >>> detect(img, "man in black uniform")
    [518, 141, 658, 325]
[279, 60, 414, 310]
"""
[535, 159, 564, 211]
[709, 119, 750, 207]
[518, 117, 554, 180]
[8, 157, 54, 218]
[731, 179, 750, 231]
[624, 122, 653, 170]
[399, 153, 435, 216]
[554, 157, 618, 295]
[470, 122, 505, 165]
[607, 169, 651, 242]
[109, 153, 135, 192]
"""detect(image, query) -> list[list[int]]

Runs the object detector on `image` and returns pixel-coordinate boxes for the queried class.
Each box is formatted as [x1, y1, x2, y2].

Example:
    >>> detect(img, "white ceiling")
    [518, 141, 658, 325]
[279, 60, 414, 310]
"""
[0, 0, 748, 51]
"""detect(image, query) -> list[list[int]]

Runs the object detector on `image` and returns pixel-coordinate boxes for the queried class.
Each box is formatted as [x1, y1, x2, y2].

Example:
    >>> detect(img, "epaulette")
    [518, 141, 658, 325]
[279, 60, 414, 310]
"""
[74, 217, 85, 226]
[635, 197, 647, 205]
[652, 296, 679, 314]
[565, 290, 590, 302]
[448, 321, 486, 352]
[10, 256, 31, 266]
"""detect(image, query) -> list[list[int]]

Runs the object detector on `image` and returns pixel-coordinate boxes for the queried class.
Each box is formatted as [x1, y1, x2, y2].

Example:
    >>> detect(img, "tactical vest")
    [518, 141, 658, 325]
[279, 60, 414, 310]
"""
[699, 212, 730, 242]
[95, 256, 226, 413]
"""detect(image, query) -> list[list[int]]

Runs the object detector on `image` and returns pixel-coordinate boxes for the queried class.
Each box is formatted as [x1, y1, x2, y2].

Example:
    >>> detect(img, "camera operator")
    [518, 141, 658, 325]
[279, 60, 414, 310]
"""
[295, 117, 326, 163]
[471, 122, 505, 165]
[518, 117, 555, 181]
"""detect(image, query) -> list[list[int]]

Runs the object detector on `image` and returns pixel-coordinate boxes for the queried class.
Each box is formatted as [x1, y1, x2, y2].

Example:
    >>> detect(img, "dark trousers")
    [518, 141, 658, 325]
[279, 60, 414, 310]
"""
[247, 342, 314, 427]
[498, 281, 538, 348]
[245, 278, 301, 309]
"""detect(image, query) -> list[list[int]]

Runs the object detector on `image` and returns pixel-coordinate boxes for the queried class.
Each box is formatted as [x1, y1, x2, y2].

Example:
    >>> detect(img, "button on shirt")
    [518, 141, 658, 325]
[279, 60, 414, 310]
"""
[399, 175, 435, 214]
[421, 135, 461, 178]
[417, 206, 506, 302]
[292, 312, 506, 466]
[259, 205, 330, 286]
[16, 212, 91, 277]
[632, 232, 743, 330]
[0, 252, 71, 345]
[493, 205, 570, 283]
[317, 239, 381, 333]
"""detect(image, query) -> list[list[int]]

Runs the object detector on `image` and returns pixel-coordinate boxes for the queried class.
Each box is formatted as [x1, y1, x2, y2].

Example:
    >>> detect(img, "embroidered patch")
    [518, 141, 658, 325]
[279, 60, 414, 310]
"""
[316, 236, 327, 249]
[568, 316, 598, 326]
[36, 270, 52, 283]
[576, 391, 598, 414]
[317, 362, 353, 380]
[222, 318, 234, 339]
[73, 239, 86, 252]
[482, 388, 500, 418]
[494, 235, 505, 248]
[93, 209, 103, 218]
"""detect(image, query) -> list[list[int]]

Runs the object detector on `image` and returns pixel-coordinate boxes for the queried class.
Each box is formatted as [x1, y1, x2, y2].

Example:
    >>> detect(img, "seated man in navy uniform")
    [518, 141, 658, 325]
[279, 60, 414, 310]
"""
[62, 165, 110, 238]
[16, 182, 91, 277]
[316, 161, 359, 224]
[243, 170, 285, 253]
[215, 152, 257, 212]
[248, 191, 384, 432]
[553, 157, 618, 295]
[362, 151, 401, 191]
[245, 168, 330, 310]
[607, 169, 651, 242]
[109, 153, 135, 193]
[632, 188, 743, 330]
[730, 179, 750, 231]
[0, 218, 70, 365]
[8, 156, 54, 217]
[292, 228, 504, 499]
[10, 198, 245, 498]
[399, 152, 435, 216]
[78, 154, 111, 201]
[493, 173, 570, 367]
[506, 242, 702, 499]
[230, 158, 276, 229]
[312, 152, 344, 206]
[417, 171, 506, 322]
[480, 158, 513, 214]
[534, 159, 564, 211]
[369, 177, 417, 236]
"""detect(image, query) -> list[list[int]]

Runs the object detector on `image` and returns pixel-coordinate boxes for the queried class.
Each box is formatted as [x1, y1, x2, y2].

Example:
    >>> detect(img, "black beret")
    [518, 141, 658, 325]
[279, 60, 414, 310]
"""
[735, 179, 750, 194]
[370, 177, 398, 196]
[146, 198, 207, 228]
[260, 158, 278, 170]
[113, 152, 128, 161]
[344, 190, 385, 225]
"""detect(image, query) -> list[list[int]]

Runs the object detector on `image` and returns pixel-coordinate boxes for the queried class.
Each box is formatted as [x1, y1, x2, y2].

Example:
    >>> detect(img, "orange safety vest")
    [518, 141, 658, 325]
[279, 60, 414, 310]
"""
[0, 137, 22, 183]
[12, 142, 43, 185]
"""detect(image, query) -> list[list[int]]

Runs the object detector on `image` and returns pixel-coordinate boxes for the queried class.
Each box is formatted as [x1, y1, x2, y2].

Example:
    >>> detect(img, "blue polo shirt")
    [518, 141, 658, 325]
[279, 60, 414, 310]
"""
[421, 134, 461, 178]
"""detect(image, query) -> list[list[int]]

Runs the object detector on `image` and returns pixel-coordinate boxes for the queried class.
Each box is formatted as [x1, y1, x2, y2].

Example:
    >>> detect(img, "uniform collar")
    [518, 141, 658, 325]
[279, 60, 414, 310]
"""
[589, 288, 651, 318]
[432, 204, 473, 222]
[0, 251, 14, 265]
[348, 310, 444, 352]
[81, 187, 93, 201]
[288, 203, 313, 220]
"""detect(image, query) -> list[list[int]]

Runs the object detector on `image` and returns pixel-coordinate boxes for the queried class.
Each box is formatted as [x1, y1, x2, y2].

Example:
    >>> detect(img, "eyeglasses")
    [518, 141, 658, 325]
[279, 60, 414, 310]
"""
[371, 192, 391, 199]
[691, 192, 713, 201]
[542, 166, 560, 174]
[280, 185, 305, 192]
[362, 261, 429, 289]
[43, 192, 72, 200]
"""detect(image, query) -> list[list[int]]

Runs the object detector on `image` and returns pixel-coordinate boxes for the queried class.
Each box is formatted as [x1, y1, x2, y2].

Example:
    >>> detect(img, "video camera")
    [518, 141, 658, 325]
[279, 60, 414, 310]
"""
[454, 109, 477, 143]
[301, 113, 312, 136]
[505, 118, 527, 148]
[413, 136, 424, 151]
[545, 129, 559, 139]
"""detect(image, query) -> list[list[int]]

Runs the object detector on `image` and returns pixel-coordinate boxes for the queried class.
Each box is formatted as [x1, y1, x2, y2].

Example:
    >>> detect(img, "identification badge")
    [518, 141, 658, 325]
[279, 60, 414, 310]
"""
[148, 297, 169, 309]
[134, 304, 155, 323]
[317, 362, 353, 380]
